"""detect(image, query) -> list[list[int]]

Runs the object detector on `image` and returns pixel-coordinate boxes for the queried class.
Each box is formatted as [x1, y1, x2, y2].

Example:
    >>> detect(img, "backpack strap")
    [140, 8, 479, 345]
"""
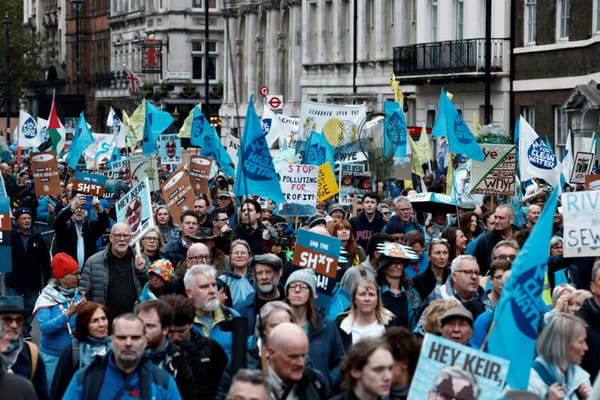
[71, 339, 80, 369]
[25, 341, 39, 381]
[532, 360, 556, 387]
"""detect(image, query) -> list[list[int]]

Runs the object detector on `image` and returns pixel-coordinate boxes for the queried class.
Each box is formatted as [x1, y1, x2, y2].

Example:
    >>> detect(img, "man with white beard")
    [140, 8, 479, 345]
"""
[184, 264, 240, 359]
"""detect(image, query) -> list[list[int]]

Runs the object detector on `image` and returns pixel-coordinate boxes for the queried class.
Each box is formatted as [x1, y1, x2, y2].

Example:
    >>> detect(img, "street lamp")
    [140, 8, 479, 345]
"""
[71, 0, 83, 96]
[3, 14, 11, 142]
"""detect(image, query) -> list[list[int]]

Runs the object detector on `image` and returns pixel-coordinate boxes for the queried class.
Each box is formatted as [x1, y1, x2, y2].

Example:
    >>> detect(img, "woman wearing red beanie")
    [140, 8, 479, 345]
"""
[33, 252, 85, 388]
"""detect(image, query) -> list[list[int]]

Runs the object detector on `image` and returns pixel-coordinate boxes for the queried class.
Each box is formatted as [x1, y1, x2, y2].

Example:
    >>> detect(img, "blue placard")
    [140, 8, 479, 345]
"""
[295, 229, 341, 259]
[74, 171, 107, 187]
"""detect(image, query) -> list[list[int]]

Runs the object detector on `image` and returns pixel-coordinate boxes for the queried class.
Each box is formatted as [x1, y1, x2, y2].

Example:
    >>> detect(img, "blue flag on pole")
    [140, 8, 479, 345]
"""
[303, 130, 335, 171]
[66, 112, 94, 170]
[142, 101, 174, 156]
[234, 95, 285, 203]
[191, 105, 234, 177]
[432, 89, 485, 161]
[383, 101, 408, 158]
[487, 186, 560, 390]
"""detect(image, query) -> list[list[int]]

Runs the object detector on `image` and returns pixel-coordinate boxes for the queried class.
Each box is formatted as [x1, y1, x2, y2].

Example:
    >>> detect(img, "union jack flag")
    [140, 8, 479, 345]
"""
[123, 64, 142, 93]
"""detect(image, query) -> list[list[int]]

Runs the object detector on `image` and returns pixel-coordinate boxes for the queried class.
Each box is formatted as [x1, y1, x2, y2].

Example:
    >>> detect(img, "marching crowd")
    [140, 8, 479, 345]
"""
[0, 156, 598, 400]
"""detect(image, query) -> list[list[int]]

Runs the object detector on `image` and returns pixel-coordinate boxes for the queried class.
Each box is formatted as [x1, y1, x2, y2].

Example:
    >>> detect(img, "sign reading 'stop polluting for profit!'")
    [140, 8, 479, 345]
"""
[280, 164, 318, 216]
[562, 191, 600, 257]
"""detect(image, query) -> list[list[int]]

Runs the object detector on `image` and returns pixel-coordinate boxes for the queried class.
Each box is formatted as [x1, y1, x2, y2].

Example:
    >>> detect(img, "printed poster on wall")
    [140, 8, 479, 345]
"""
[295, 101, 367, 164]
[115, 177, 155, 243]
[160, 168, 195, 226]
[471, 144, 517, 195]
[30, 152, 62, 198]
[561, 190, 600, 257]
[280, 164, 318, 216]
[407, 334, 509, 400]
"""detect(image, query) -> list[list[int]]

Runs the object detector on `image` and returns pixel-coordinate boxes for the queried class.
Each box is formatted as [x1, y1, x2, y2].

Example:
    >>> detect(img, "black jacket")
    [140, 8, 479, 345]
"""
[54, 206, 109, 263]
[6, 227, 51, 290]
[267, 366, 331, 400]
[349, 211, 387, 249]
[576, 297, 600, 382]
[0, 363, 37, 400]
[147, 341, 195, 400]
[411, 263, 451, 301]
[12, 341, 49, 400]
[232, 223, 267, 255]
[472, 227, 517, 275]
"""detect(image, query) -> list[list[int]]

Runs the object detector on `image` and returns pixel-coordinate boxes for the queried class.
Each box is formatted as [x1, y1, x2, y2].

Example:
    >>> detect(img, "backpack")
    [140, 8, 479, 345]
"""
[25, 341, 39, 380]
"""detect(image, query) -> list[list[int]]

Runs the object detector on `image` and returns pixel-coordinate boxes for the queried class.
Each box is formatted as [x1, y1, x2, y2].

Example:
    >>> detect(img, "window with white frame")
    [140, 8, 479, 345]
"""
[192, 0, 217, 9]
[553, 106, 568, 150]
[524, 0, 536, 44]
[594, 0, 600, 33]
[521, 106, 535, 128]
[191, 40, 217, 80]
[429, 0, 438, 42]
[454, 0, 464, 40]
[556, 0, 569, 40]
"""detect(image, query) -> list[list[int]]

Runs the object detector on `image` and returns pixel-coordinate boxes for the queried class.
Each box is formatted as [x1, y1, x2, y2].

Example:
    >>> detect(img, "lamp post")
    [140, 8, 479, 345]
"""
[3, 14, 11, 141]
[71, 0, 83, 96]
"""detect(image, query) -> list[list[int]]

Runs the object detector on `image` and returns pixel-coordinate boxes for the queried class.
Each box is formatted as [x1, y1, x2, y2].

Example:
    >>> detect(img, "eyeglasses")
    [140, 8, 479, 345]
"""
[187, 255, 211, 263]
[493, 254, 517, 262]
[1, 316, 24, 325]
[217, 217, 229, 222]
[232, 251, 248, 256]
[112, 233, 132, 239]
[454, 269, 481, 277]
[382, 212, 391, 216]
[397, 208, 413, 213]
[144, 237, 160, 242]
[288, 283, 309, 291]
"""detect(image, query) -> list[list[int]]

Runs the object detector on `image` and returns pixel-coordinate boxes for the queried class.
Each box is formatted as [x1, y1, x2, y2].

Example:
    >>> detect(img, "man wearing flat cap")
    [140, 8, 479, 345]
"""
[237, 253, 286, 333]
[6, 207, 51, 340]
[0, 296, 49, 400]
[440, 307, 474, 346]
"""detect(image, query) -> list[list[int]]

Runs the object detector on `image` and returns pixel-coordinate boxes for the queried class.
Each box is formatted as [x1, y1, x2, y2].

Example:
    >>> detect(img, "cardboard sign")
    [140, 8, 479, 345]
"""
[0, 197, 11, 272]
[160, 168, 195, 226]
[471, 144, 517, 195]
[407, 334, 509, 400]
[562, 190, 600, 257]
[30, 152, 62, 198]
[72, 172, 107, 197]
[292, 229, 340, 279]
[189, 155, 213, 197]
[280, 164, 318, 216]
[115, 177, 155, 243]
[130, 153, 159, 192]
[318, 162, 339, 201]
[159, 134, 182, 165]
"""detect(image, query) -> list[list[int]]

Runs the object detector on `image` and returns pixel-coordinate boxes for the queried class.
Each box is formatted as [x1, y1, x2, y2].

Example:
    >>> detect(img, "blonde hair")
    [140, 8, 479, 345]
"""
[348, 278, 387, 324]
[422, 298, 461, 335]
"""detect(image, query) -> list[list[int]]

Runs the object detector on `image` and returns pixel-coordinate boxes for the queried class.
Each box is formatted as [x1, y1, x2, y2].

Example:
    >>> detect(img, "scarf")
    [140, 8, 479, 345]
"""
[145, 340, 170, 369]
[4, 337, 23, 368]
[32, 284, 78, 315]
[79, 335, 111, 368]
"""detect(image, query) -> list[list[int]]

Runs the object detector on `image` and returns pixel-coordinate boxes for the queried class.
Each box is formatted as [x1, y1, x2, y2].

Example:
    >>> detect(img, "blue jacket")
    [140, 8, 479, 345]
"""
[192, 305, 240, 360]
[306, 309, 345, 390]
[160, 238, 188, 268]
[218, 268, 255, 310]
[62, 352, 181, 400]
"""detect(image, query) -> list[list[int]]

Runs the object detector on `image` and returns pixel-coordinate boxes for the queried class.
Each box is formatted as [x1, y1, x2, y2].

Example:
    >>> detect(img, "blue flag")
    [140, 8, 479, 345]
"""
[66, 112, 94, 170]
[142, 101, 174, 156]
[191, 106, 234, 177]
[383, 101, 408, 158]
[487, 186, 560, 389]
[432, 89, 485, 161]
[303, 130, 335, 171]
[234, 94, 285, 203]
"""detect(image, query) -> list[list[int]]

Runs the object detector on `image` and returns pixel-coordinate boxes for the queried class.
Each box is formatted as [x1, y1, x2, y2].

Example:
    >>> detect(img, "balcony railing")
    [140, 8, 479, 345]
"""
[393, 38, 505, 76]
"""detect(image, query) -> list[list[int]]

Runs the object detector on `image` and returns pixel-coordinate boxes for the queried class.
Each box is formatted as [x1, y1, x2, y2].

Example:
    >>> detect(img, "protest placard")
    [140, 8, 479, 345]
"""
[471, 144, 517, 195]
[109, 157, 130, 171]
[159, 134, 182, 165]
[223, 133, 240, 166]
[189, 155, 213, 198]
[0, 197, 11, 272]
[30, 152, 62, 198]
[83, 133, 114, 169]
[338, 163, 365, 205]
[570, 152, 594, 184]
[318, 162, 339, 201]
[72, 172, 107, 197]
[160, 168, 195, 226]
[585, 174, 600, 190]
[407, 334, 509, 400]
[293, 229, 341, 284]
[115, 177, 155, 243]
[130, 153, 159, 191]
[562, 190, 600, 257]
[280, 164, 318, 216]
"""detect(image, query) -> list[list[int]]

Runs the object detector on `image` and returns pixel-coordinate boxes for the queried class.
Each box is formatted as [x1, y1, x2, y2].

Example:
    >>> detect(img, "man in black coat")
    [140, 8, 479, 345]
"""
[576, 261, 600, 382]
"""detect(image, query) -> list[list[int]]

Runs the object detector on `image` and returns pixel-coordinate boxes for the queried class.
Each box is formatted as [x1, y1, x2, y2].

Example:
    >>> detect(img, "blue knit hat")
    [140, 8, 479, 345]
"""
[285, 268, 317, 295]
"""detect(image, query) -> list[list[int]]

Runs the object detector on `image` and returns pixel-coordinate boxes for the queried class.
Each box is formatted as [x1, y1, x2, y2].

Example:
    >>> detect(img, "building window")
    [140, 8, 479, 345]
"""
[524, 0, 536, 44]
[454, 0, 464, 40]
[556, 0, 569, 40]
[594, 0, 600, 33]
[192, 0, 217, 9]
[553, 106, 568, 150]
[191, 40, 217, 80]
[426, 105, 437, 129]
[521, 106, 535, 128]
[429, 0, 438, 42]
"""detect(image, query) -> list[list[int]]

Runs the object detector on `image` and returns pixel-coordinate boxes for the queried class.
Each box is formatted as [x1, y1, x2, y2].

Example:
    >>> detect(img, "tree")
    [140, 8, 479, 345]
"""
[0, 2, 45, 114]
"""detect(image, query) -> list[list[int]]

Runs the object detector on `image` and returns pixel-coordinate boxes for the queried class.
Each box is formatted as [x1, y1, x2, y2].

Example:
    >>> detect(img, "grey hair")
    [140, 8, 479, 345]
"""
[394, 195, 411, 207]
[492, 239, 519, 259]
[496, 204, 515, 218]
[592, 260, 600, 283]
[230, 239, 252, 255]
[551, 284, 575, 308]
[536, 312, 587, 371]
[254, 301, 294, 338]
[183, 264, 217, 290]
[450, 254, 478, 273]
[227, 369, 270, 398]
[550, 236, 563, 247]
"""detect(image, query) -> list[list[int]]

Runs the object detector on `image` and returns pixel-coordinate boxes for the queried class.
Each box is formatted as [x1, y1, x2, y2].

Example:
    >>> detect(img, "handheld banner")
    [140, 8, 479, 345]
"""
[72, 172, 107, 197]
[318, 162, 339, 201]
[471, 144, 517, 195]
[280, 164, 318, 217]
[189, 155, 213, 198]
[562, 190, 600, 257]
[159, 134, 182, 165]
[30, 152, 62, 198]
[130, 153, 159, 192]
[115, 177, 155, 243]
[292, 230, 341, 296]
[407, 334, 509, 400]
[569, 152, 594, 184]
[160, 168, 195, 226]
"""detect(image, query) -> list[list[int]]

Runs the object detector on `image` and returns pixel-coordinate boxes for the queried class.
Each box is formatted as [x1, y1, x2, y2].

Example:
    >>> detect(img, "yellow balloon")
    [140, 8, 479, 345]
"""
[323, 118, 343, 147]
